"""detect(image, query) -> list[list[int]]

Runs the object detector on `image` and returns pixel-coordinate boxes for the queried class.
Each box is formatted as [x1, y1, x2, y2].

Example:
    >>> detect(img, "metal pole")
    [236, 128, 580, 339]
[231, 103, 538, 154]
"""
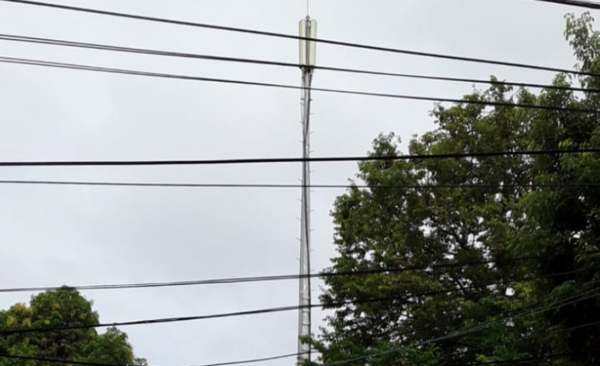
[298, 16, 315, 365]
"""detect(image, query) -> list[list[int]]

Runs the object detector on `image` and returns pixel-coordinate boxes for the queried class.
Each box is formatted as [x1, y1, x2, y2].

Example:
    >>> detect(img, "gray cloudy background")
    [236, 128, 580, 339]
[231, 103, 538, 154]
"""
[0, 0, 588, 365]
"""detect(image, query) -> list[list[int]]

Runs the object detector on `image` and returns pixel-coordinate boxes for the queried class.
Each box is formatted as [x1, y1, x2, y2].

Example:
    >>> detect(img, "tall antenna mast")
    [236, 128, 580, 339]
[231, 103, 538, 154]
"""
[297, 13, 317, 366]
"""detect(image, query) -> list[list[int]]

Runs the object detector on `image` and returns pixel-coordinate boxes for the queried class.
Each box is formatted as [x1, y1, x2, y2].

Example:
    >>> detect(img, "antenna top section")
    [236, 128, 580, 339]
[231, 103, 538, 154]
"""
[299, 18, 317, 67]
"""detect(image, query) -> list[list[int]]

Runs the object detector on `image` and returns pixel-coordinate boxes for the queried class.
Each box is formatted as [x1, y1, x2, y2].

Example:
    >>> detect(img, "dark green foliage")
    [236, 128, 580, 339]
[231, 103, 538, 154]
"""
[310, 12, 600, 366]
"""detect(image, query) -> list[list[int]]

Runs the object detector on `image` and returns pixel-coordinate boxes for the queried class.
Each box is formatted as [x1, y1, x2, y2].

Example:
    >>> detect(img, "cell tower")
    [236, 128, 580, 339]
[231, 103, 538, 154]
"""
[297, 14, 317, 365]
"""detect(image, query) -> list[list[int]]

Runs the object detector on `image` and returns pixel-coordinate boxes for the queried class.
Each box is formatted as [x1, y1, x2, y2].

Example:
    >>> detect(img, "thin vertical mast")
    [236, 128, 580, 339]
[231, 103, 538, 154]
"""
[297, 15, 316, 365]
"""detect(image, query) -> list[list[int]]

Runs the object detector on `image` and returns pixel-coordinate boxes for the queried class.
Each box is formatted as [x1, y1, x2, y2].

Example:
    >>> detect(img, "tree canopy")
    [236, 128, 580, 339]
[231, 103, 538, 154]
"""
[310, 11, 600, 366]
[0, 287, 146, 366]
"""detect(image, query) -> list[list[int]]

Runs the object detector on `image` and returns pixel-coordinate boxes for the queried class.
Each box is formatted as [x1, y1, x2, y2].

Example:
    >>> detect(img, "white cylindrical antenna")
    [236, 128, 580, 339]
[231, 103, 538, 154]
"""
[299, 18, 317, 67]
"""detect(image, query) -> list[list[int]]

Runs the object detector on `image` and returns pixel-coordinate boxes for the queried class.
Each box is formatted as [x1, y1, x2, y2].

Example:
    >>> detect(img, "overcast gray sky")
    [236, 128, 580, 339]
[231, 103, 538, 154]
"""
[0, 0, 589, 365]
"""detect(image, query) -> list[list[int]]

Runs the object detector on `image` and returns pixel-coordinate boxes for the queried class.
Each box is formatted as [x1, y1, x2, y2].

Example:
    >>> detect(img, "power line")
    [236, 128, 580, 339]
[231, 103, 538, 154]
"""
[10, 286, 593, 366]
[0, 147, 598, 167]
[191, 352, 309, 366]
[389, 318, 600, 366]
[0, 303, 301, 335]
[404, 352, 575, 366]
[2, 316, 597, 366]
[0, 269, 585, 336]
[530, 0, 600, 10]
[0, 56, 596, 114]
[391, 268, 595, 341]
[1, 292, 593, 366]
[212, 288, 597, 366]
[457, 353, 574, 366]
[0, 179, 598, 190]
[391, 282, 600, 365]
[2, 289, 597, 366]
[0, 352, 315, 366]
[0, 0, 595, 77]
[1, 354, 313, 366]
[323, 285, 600, 366]
[0, 273, 594, 366]
[0, 355, 128, 366]
[0, 34, 597, 95]
[0, 351, 581, 366]
[396, 294, 600, 366]
[0, 255, 560, 293]
[430, 319, 600, 366]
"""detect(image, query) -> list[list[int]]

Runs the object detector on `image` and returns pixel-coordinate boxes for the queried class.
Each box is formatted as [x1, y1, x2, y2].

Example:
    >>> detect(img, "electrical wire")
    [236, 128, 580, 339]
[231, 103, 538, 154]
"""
[0, 33, 597, 95]
[0, 351, 580, 366]
[0, 147, 598, 167]
[323, 285, 600, 366]
[2, 289, 598, 366]
[390, 268, 595, 341]
[354, 285, 600, 365]
[42, 288, 600, 366]
[399, 297, 600, 366]
[457, 353, 574, 366]
[0, 56, 596, 114]
[0, 179, 598, 190]
[0, 0, 597, 77]
[0, 303, 305, 336]
[2, 294, 593, 366]
[322, 267, 593, 345]
[530, 0, 600, 10]
[0, 5, 596, 364]
[0, 355, 130, 366]
[405, 352, 576, 366]
[190, 352, 310, 366]
[388, 281, 600, 366]
[216, 286, 599, 366]
[0, 255, 562, 293]
[429, 320, 600, 366]
[2, 274, 593, 366]
[0, 268, 587, 336]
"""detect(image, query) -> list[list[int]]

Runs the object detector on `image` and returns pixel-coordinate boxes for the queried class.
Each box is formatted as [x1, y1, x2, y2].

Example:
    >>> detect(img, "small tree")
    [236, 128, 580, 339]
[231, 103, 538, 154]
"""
[0, 287, 144, 366]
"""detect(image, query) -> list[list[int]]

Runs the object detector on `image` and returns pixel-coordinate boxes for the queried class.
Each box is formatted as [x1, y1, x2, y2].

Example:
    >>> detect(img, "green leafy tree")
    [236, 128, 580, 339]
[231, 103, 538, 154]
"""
[310, 12, 600, 366]
[134, 358, 149, 366]
[0, 287, 144, 366]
